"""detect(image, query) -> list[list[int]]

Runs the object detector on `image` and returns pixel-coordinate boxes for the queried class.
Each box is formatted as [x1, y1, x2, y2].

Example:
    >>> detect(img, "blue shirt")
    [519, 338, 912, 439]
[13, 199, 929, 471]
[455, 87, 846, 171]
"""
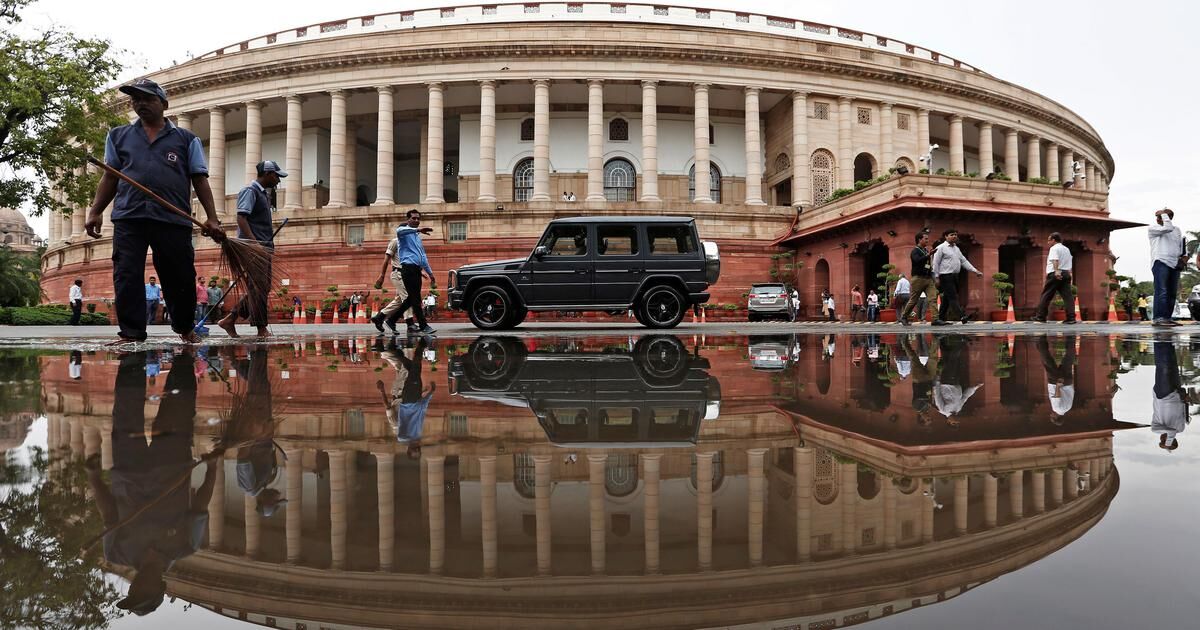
[396, 225, 433, 276]
[104, 119, 207, 227]
[235, 180, 274, 245]
[145, 283, 162, 301]
[396, 393, 433, 442]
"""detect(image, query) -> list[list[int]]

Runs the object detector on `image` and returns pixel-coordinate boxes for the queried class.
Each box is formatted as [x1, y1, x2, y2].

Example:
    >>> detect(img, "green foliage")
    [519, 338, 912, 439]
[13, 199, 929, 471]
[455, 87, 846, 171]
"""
[993, 173, 1012, 181]
[827, 187, 855, 202]
[918, 168, 930, 174]
[944, 170, 964, 177]
[1049, 180, 1062, 186]
[0, 0, 124, 216]
[991, 272, 1014, 308]
[876, 263, 899, 297]
[936, 168, 947, 175]
[0, 247, 41, 307]
[966, 171, 980, 178]
[854, 180, 870, 191]
[0, 305, 107, 325]
[1026, 177, 1051, 185]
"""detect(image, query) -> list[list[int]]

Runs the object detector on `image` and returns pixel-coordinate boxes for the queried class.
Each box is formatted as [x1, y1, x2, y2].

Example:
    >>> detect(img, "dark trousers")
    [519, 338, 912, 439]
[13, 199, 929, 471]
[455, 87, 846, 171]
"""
[1037, 335, 1076, 384]
[69, 300, 83, 325]
[1154, 341, 1182, 400]
[937, 273, 962, 322]
[113, 220, 195, 340]
[1152, 260, 1181, 321]
[1034, 271, 1075, 321]
[388, 264, 427, 328]
[112, 352, 196, 472]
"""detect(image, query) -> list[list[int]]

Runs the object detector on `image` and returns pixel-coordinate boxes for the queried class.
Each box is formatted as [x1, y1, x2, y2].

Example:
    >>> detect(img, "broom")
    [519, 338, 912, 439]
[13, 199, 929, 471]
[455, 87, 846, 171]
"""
[195, 217, 289, 333]
[86, 156, 276, 316]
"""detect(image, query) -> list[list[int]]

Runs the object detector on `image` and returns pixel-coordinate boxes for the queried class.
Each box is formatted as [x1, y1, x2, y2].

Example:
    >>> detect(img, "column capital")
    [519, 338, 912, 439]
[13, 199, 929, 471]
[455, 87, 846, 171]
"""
[977, 120, 993, 129]
[176, 111, 194, 120]
[880, 101, 893, 110]
[837, 95, 853, 104]
[426, 82, 445, 92]
[478, 79, 497, 88]
[477, 454, 498, 463]
[1045, 140, 1059, 149]
[639, 453, 664, 462]
[587, 78, 604, 87]
[328, 88, 346, 98]
[917, 107, 930, 116]
[1029, 134, 1042, 142]
[532, 78, 551, 88]
[693, 82, 710, 92]
[947, 113, 963, 122]
[1005, 127, 1019, 137]
[586, 453, 609, 464]
[641, 79, 659, 88]
[744, 85, 762, 95]
[792, 90, 808, 100]
[245, 99, 262, 109]
[375, 85, 394, 94]
[286, 93, 306, 104]
[208, 105, 227, 115]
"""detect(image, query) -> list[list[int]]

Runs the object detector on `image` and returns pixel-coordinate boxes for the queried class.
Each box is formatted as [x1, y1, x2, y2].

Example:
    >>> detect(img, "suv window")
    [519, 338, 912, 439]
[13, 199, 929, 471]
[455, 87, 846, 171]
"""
[647, 225, 697, 255]
[541, 225, 589, 256]
[597, 225, 639, 256]
[751, 285, 785, 294]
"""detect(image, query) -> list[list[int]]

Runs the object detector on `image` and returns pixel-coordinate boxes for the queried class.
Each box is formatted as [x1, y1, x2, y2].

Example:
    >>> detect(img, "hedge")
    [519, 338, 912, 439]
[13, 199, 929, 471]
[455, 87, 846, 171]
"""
[0, 306, 110, 326]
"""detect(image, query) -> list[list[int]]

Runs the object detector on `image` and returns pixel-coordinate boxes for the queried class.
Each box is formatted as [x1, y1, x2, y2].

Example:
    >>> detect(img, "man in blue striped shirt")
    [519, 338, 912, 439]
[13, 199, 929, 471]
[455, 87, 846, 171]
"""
[384, 209, 437, 335]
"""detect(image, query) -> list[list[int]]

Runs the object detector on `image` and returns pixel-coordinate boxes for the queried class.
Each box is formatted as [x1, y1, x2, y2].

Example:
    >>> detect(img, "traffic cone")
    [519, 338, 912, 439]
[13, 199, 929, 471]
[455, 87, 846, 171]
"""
[333, 338, 339, 352]
[293, 304, 300, 322]
[692, 308, 698, 323]
[298, 304, 306, 324]
[1074, 296, 1081, 320]
[356, 305, 367, 324]
[1005, 296, 1016, 323]
[314, 307, 322, 324]
[1107, 295, 1119, 322]
[701, 307, 707, 323]
[1006, 332, 1016, 357]
[333, 306, 339, 324]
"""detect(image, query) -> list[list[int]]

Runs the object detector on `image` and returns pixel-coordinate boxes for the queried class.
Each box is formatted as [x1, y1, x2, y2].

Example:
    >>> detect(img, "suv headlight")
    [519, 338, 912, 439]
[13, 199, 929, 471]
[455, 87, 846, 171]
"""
[448, 270, 458, 290]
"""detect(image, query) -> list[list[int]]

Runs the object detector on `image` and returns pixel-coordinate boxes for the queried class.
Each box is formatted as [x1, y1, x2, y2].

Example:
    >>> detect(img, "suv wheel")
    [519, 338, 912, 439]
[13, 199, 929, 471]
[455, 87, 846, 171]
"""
[468, 285, 516, 330]
[633, 335, 688, 386]
[637, 285, 687, 329]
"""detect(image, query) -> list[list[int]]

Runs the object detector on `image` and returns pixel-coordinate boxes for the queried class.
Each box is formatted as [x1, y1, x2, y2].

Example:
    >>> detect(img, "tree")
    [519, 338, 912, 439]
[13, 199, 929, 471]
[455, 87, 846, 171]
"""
[0, 245, 41, 306]
[0, 0, 123, 217]
[991, 272, 1013, 308]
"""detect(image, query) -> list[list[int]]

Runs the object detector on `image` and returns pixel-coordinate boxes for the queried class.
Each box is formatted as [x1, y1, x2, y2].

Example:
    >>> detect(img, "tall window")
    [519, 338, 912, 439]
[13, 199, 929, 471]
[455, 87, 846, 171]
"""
[519, 118, 535, 142]
[609, 118, 629, 141]
[448, 221, 468, 242]
[688, 163, 722, 203]
[513, 157, 534, 201]
[603, 158, 636, 202]
[810, 149, 835, 205]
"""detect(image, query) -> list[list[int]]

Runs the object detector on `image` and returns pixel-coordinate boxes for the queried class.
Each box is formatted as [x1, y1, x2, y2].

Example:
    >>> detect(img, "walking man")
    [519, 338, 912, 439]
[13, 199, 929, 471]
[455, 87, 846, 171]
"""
[195, 278, 208, 326]
[385, 210, 437, 335]
[932, 229, 983, 326]
[900, 232, 938, 325]
[206, 280, 223, 321]
[145, 277, 161, 325]
[850, 285, 864, 322]
[1037, 335, 1076, 424]
[69, 279, 84, 325]
[1148, 208, 1186, 326]
[893, 273, 910, 323]
[373, 233, 410, 334]
[218, 160, 285, 338]
[1030, 232, 1077, 324]
[84, 78, 224, 344]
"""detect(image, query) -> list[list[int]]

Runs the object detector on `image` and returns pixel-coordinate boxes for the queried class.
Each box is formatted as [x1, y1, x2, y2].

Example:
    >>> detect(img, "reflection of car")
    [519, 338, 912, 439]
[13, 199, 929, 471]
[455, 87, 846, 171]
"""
[748, 335, 798, 370]
[1187, 286, 1200, 320]
[747, 283, 794, 322]
[449, 335, 721, 447]
[447, 216, 720, 330]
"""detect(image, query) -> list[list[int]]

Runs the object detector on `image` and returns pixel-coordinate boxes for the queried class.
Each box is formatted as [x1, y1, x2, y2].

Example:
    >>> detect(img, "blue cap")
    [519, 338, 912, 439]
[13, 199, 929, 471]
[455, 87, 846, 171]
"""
[119, 78, 168, 104]
[256, 160, 288, 177]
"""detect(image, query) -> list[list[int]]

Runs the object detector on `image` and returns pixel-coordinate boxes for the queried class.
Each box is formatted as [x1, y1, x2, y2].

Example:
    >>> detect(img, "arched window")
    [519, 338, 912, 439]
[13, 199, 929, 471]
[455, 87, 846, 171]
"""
[513, 453, 536, 499]
[513, 157, 534, 201]
[603, 158, 636, 202]
[605, 454, 639, 497]
[688, 163, 722, 203]
[774, 153, 791, 175]
[854, 152, 877, 183]
[519, 118, 535, 142]
[609, 118, 629, 142]
[810, 149, 835, 205]
[894, 157, 916, 174]
[813, 448, 839, 505]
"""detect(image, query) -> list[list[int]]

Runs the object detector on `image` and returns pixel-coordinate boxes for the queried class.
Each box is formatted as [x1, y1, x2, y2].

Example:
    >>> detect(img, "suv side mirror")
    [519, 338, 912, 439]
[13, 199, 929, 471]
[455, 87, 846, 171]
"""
[533, 245, 549, 259]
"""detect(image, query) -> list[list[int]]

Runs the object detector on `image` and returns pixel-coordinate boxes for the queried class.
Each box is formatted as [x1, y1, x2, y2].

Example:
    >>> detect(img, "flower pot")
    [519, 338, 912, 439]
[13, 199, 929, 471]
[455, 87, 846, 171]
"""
[1051, 311, 1066, 321]
[879, 310, 897, 322]
[989, 310, 1009, 321]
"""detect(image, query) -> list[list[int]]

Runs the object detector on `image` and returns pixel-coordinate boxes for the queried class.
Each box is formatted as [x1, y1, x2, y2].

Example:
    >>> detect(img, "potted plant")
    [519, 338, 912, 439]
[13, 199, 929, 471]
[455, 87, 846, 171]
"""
[876, 263, 900, 322]
[991, 272, 1014, 321]
[1051, 284, 1078, 320]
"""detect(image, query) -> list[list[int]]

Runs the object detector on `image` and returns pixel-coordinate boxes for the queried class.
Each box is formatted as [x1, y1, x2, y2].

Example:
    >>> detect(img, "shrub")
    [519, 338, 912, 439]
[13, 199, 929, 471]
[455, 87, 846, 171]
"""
[827, 188, 855, 202]
[0, 306, 108, 326]
[1027, 176, 1050, 185]
[918, 168, 930, 174]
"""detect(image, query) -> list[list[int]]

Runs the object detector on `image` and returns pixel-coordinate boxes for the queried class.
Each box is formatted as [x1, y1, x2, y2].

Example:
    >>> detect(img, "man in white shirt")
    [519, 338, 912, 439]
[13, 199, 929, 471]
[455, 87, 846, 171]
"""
[931, 229, 983, 326]
[373, 236, 411, 334]
[893, 273, 911, 322]
[1037, 336, 1075, 424]
[1152, 341, 1188, 451]
[1148, 208, 1186, 326]
[68, 278, 85, 326]
[1031, 232, 1076, 324]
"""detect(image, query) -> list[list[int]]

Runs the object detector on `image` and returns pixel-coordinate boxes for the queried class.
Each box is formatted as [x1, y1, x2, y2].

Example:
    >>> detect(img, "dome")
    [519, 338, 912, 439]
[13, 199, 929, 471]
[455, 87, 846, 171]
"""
[0, 206, 31, 229]
[0, 207, 38, 253]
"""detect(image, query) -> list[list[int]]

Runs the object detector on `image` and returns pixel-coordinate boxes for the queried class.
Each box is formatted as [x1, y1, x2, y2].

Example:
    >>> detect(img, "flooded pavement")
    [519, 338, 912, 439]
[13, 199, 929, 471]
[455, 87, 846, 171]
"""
[1, 332, 1197, 629]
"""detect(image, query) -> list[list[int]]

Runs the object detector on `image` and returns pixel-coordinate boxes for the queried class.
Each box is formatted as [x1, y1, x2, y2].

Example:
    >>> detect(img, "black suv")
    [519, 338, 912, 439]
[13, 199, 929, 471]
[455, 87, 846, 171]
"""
[447, 216, 720, 329]
[449, 336, 721, 446]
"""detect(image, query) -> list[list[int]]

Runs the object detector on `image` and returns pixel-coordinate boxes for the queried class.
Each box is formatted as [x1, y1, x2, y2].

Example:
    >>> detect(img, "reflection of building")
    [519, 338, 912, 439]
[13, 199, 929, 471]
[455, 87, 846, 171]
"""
[0, 206, 39, 254]
[40, 336, 1127, 629]
[40, 4, 1120, 318]
[0, 413, 35, 453]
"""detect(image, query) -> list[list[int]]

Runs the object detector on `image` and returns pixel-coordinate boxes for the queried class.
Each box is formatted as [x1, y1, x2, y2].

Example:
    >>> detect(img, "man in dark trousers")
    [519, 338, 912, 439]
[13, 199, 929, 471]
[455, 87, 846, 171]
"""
[217, 160, 285, 338]
[1037, 334, 1076, 424]
[899, 232, 937, 325]
[384, 209, 437, 335]
[68, 278, 84, 325]
[931, 229, 983, 326]
[378, 336, 435, 459]
[85, 350, 220, 616]
[84, 78, 224, 344]
[1030, 232, 1077, 324]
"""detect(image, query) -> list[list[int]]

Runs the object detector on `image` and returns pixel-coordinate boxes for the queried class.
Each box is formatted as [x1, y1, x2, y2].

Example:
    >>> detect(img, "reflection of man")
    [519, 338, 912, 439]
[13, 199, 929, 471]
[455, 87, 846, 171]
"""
[85, 351, 218, 617]
[901, 334, 938, 425]
[1152, 341, 1189, 451]
[69, 350, 83, 380]
[229, 348, 285, 517]
[1038, 335, 1076, 424]
[933, 335, 981, 425]
[378, 337, 435, 459]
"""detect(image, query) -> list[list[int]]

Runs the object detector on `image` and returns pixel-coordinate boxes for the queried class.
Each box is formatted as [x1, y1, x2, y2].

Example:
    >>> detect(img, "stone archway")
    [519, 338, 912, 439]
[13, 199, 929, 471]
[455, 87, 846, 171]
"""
[810, 149, 835, 205]
[854, 152, 878, 183]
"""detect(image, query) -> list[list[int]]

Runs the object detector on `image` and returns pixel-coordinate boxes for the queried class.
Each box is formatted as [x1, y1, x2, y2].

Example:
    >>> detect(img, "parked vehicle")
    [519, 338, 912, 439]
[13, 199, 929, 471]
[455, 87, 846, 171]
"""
[747, 283, 794, 322]
[1187, 286, 1200, 320]
[448, 216, 720, 329]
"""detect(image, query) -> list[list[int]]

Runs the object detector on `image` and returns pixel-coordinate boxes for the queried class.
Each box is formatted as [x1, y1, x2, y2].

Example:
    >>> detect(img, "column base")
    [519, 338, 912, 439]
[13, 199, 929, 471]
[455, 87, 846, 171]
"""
[476, 195, 497, 203]
[639, 195, 661, 202]
[693, 197, 715, 204]
[371, 199, 395, 206]
[746, 199, 767, 206]
[423, 196, 444, 204]
[585, 194, 606, 202]
[530, 194, 551, 202]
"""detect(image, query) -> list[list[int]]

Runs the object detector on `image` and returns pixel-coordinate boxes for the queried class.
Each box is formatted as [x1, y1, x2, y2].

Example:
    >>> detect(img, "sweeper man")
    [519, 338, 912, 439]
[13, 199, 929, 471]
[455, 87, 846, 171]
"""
[85, 78, 224, 344]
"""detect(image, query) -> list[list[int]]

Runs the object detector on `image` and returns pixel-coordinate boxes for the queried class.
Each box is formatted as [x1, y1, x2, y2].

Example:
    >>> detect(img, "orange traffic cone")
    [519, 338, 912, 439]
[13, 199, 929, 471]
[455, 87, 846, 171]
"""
[314, 307, 322, 325]
[293, 304, 300, 322]
[1107, 295, 1119, 322]
[1074, 296, 1081, 320]
[333, 338, 339, 352]
[298, 304, 306, 324]
[333, 306, 340, 324]
[701, 307, 707, 323]
[691, 308, 698, 323]
[356, 305, 367, 324]
[1005, 296, 1016, 323]
[1006, 332, 1016, 357]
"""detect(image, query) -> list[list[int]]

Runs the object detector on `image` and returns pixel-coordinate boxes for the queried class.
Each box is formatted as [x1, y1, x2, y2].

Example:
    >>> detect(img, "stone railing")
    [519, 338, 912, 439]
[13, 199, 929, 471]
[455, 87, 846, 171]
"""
[192, 2, 983, 74]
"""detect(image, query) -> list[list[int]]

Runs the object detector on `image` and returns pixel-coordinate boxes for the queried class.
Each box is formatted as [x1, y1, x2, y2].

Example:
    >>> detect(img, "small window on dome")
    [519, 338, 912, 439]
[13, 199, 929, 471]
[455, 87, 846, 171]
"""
[609, 118, 629, 142]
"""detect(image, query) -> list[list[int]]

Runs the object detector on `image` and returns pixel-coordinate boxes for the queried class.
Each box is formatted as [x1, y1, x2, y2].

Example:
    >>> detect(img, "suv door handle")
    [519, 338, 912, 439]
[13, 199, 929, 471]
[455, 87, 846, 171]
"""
[575, 268, 589, 274]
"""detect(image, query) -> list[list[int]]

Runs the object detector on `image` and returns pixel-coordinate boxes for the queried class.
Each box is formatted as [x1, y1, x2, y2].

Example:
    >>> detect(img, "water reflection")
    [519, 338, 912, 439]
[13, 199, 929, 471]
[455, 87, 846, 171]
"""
[4, 334, 1173, 628]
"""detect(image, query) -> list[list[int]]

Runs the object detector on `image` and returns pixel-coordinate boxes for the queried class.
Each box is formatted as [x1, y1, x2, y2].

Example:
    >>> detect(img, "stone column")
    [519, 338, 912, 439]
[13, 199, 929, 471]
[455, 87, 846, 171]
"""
[841, 462, 857, 554]
[69, 419, 83, 458]
[376, 452, 395, 571]
[1004, 128, 1020, 180]
[882, 475, 897, 549]
[917, 108, 931, 168]
[837, 96, 853, 188]
[61, 212, 74, 244]
[984, 474, 999, 528]
[1085, 162, 1096, 192]
[1079, 460, 1093, 492]
[479, 455, 498, 577]
[1027, 135, 1041, 180]
[374, 86, 395, 206]
[692, 84, 713, 203]
[953, 476, 969, 534]
[585, 80, 606, 203]
[747, 448, 767, 566]
[1045, 142, 1060, 183]
[1050, 468, 1064, 507]
[978, 122, 994, 176]
[1065, 466, 1079, 499]
[792, 92, 809, 208]
[921, 478, 934, 543]
[421, 83, 444, 203]
[948, 115, 965, 173]
[1060, 149, 1074, 187]
[176, 112, 194, 131]
[695, 452, 714, 569]
[345, 123, 359, 205]
[744, 87, 765, 205]
[477, 80, 497, 202]
[284, 95, 304, 209]
[587, 454, 607, 573]
[533, 455, 553, 575]
[531, 79, 551, 201]
[48, 202, 59, 245]
[328, 450, 348, 569]
[244, 493, 261, 559]
[640, 81, 660, 202]
[641, 454, 662, 573]
[243, 100, 262, 185]
[100, 422, 113, 470]
[285, 448, 303, 564]
[82, 427, 100, 461]
[1031, 470, 1046, 514]
[879, 102, 894, 169]
[208, 455, 225, 549]
[70, 167, 85, 239]
[794, 447, 814, 560]
[327, 91, 348, 208]
[426, 455, 446, 574]
[1009, 470, 1025, 520]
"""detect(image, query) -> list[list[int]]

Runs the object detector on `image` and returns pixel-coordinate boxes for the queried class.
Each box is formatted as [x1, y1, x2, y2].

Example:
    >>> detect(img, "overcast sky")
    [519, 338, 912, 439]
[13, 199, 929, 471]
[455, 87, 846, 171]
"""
[14, 0, 1198, 279]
